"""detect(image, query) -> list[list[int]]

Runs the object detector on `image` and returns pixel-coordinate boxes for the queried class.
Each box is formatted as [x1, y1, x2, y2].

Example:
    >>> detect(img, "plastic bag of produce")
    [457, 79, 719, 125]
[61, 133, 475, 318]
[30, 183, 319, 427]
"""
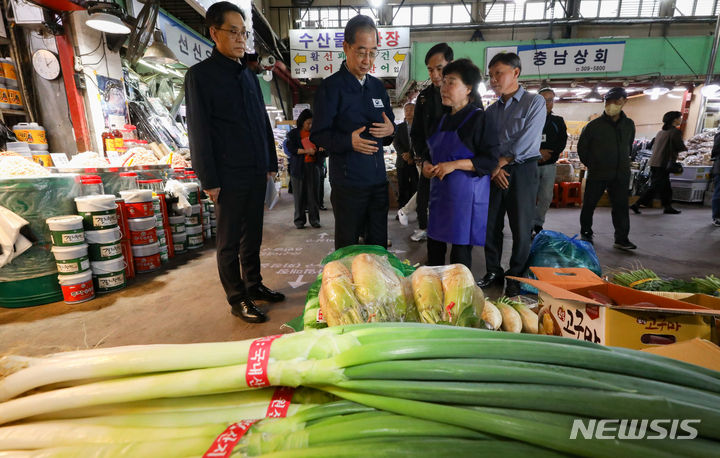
[410, 264, 482, 327]
[521, 230, 600, 294]
[297, 245, 415, 330]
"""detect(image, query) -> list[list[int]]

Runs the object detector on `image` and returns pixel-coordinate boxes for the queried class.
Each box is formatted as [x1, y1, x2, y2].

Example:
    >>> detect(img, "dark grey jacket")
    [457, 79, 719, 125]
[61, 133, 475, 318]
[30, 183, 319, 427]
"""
[578, 112, 636, 181]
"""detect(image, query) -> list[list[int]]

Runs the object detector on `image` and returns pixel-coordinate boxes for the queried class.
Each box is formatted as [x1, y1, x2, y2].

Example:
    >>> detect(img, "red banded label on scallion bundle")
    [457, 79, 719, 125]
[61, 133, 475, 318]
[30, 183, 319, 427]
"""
[245, 335, 282, 387]
[202, 419, 257, 458]
[266, 386, 294, 418]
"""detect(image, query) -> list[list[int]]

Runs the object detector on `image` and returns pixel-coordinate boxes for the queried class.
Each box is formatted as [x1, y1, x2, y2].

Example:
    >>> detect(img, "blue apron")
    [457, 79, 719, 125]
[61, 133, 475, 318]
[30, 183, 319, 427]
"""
[426, 109, 490, 246]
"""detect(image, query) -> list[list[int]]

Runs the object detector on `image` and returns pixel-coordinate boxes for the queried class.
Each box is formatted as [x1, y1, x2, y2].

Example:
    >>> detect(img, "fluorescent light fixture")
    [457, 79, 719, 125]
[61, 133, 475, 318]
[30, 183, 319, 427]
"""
[137, 58, 184, 77]
[368, 0, 384, 8]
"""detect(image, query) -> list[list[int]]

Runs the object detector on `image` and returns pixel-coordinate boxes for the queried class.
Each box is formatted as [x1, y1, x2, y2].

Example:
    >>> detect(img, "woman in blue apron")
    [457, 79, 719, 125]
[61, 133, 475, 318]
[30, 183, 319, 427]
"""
[421, 59, 499, 269]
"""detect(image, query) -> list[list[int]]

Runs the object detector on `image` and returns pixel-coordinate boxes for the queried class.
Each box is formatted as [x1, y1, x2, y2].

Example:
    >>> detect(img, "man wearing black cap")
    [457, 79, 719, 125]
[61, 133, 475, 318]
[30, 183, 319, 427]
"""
[577, 87, 637, 251]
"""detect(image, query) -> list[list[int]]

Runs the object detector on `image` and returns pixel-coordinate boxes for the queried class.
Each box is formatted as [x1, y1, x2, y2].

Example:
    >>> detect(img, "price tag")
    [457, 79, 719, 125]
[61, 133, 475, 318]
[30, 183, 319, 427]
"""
[106, 150, 120, 164]
[50, 153, 69, 167]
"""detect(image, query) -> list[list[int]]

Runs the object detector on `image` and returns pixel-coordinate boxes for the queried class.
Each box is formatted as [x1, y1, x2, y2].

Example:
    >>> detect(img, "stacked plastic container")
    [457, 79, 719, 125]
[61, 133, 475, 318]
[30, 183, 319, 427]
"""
[209, 202, 216, 237]
[153, 196, 169, 263]
[46, 215, 94, 304]
[74, 194, 123, 295]
[168, 214, 186, 254]
[120, 189, 161, 274]
[201, 198, 212, 240]
[183, 182, 204, 250]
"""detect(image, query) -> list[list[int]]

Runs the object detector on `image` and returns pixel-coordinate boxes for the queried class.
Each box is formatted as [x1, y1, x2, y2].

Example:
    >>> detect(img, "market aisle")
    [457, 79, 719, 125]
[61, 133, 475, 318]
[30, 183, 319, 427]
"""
[1, 186, 718, 355]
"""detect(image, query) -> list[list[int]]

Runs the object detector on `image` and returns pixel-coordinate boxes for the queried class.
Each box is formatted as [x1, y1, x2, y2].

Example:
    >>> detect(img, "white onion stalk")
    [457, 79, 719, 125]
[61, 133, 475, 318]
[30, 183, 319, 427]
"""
[0, 331, 359, 402]
[0, 422, 225, 450]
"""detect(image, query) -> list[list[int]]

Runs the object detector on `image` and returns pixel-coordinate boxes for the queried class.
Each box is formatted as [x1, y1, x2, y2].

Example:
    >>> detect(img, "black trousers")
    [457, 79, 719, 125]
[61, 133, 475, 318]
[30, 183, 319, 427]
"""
[636, 166, 672, 208]
[316, 161, 326, 206]
[215, 176, 266, 305]
[291, 163, 319, 227]
[485, 159, 538, 277]
[427, 237, 472, 269]
[331, 182, 389, 250]
[397, 164, 418, 209]
[580, 177, 630, 243]
[416, 174, 430, 230]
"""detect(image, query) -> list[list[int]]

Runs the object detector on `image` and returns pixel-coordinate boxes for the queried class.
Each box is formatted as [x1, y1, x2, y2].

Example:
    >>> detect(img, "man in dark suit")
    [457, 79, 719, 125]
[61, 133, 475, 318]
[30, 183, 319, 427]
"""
[185, 1, 285, 323]
[393, 103, 418, 209]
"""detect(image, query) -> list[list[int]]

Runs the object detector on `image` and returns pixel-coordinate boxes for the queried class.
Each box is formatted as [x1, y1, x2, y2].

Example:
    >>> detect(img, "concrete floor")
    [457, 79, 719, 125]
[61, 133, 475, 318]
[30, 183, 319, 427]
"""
[1, 186, 719, 356]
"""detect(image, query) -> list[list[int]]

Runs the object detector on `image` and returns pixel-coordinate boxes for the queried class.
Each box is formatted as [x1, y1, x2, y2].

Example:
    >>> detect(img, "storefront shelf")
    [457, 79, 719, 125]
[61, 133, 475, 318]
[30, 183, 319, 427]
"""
[1, 109, 26, 116]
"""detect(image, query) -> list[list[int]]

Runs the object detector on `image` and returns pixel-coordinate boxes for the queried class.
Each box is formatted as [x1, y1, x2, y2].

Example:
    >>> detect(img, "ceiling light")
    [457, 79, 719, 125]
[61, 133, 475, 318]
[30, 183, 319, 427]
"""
[368, 0, 384, 8]
[143, 30, 178, 65]
[643, 77, 672, 99]
[584, 86, 602, 102]
[85, 2, 131, 35]
[701, 80, 720, 98]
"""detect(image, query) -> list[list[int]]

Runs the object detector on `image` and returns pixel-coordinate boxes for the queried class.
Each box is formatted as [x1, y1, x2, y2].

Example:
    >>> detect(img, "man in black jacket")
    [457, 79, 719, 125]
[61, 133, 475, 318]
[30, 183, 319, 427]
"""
[533, 88, 568, 235]
[393, 102, 418, 209]
[577, 87, 637, 251]
[311, 15, 395, 250]
[185, 2, 284, 323]
[409, 43, 454, 242]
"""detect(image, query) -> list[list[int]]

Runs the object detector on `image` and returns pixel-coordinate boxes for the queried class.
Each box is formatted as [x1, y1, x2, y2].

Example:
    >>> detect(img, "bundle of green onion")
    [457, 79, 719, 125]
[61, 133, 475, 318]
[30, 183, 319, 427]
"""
[613, 269, 720, 295]
[1, 324, 719, 457]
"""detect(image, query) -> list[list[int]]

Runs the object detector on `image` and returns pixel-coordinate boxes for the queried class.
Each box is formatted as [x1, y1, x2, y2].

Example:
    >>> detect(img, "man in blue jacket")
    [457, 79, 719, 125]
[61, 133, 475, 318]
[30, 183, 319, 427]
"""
[310, 15, 395, 250]
[185, 2, 284, 323]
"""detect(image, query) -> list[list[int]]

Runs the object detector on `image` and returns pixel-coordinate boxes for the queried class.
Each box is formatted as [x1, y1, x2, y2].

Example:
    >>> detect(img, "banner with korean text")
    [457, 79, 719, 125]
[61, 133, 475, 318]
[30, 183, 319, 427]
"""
[485, 41, 625, 76]
[290, 28, 410, 79]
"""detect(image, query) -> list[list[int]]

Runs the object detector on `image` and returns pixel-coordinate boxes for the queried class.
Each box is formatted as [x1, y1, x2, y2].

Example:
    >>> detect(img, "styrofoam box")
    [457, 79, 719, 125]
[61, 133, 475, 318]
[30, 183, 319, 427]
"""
[670, 165, 712, 182]
[671, 180, 710, 203]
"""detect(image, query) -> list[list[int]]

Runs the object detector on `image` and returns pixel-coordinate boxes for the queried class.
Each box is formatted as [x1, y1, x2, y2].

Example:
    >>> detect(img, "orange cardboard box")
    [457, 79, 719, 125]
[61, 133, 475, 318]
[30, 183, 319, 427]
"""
[510, 267, 720, 350]
[642, 338, 720, 372]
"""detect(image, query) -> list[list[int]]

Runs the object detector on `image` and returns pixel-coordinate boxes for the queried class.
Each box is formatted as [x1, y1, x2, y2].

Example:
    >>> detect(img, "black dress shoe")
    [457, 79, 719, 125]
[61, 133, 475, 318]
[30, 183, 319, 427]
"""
[319, 205, 328, 211]
[311, 222, 321, 228]
[478, 272, 504, 289]
[231, 298, 267, 323]
[630, 204, 641, 214]
[613, 240, 637, 251]
[663, 207, 681, 214]
[248, 283, 286, 302]
[505, 279, 522, 298]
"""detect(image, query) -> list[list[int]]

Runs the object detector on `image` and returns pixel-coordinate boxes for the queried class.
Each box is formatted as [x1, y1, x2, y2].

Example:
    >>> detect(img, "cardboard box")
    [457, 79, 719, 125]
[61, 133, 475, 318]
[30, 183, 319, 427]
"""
[511, 267, 720, 350]
[642, 338, 720, 372]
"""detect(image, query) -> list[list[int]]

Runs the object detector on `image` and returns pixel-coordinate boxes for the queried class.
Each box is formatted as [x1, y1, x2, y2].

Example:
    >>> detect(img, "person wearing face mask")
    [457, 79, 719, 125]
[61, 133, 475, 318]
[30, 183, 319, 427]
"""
[420, 58, 499, 268]
[631, 111, 685, 215]
[577, 87, 637, 251]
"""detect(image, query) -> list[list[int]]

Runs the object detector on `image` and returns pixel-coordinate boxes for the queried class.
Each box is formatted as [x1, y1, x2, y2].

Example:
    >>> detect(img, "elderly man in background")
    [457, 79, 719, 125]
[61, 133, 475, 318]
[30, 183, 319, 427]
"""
[577, 87, 637, 251]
